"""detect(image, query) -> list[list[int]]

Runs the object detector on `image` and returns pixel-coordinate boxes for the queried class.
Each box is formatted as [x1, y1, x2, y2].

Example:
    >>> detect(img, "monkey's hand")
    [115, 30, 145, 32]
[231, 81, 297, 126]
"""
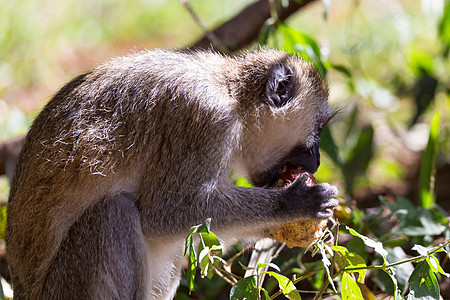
[281, 173, 338, 219]
[270, 170, 338, 248]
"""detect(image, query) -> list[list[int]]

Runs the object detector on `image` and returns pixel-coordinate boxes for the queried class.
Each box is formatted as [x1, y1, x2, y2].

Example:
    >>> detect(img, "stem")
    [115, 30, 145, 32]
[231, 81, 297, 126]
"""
[215, 264, 241, 283]
[227, 243, 254, 266]
[214, 268, 237, 285]
[272, 242, 286, 259]
[294, 267, 326, 285]
[312, 279, 329, 300]
[334, 219, 340, 246]
[343, 239, 450, 273]
[199, 233, 206, 248]
[268, 0, 279, 22]
[270, 289, 282, 299]
[270, 268, 325, 299]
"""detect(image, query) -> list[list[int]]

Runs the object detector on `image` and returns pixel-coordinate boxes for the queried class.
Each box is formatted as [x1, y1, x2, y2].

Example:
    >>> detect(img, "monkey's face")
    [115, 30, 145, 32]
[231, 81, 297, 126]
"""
[236, 58, 333, 188]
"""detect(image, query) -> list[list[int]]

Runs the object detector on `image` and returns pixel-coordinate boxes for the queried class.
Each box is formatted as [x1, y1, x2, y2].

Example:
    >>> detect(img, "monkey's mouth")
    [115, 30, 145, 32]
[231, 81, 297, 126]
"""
[274, 163, 317, 187]
[249, 143, 320, 188]
[250, 162, 317, 188]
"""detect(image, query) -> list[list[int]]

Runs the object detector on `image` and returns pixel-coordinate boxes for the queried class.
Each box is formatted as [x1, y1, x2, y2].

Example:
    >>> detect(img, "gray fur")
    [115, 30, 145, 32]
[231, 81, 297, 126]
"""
[6, 49, 337, 299]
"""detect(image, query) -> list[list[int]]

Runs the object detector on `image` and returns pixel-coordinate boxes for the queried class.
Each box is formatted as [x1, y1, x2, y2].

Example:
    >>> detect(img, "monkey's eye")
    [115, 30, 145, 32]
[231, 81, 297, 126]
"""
[265, 63, 294, 108]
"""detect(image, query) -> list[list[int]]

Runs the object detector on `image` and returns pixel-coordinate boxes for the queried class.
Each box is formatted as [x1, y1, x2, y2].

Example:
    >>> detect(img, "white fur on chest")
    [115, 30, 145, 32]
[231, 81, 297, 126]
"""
[145, 239, 184, 300]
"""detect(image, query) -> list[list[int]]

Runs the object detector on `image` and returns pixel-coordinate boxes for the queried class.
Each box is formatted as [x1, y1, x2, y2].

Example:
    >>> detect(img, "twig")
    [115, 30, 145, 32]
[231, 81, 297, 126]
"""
[214, 268, 238, 285]
[342, 239, 450, 273]
[272, 242, 286, 259]
[217, 263, 241, 282]
[312, 279, 329, 300]
[268, 0, 279, 22]
[180, 0, 230, 53]
[227, 243, 254, 267]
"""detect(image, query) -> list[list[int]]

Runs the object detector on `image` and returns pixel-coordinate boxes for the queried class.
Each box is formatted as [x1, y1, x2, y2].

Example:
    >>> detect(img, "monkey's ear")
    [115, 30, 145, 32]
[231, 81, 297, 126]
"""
[265, 63, 294, 108]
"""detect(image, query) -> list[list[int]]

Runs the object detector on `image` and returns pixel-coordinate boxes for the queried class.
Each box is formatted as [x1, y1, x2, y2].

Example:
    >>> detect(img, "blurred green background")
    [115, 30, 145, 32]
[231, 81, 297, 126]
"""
[0, 0, 449, 298]
[2, 0, 448, 203]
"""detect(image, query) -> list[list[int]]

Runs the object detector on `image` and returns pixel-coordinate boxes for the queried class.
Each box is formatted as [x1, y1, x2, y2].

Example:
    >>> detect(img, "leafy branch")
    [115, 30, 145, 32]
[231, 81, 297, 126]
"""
[184, 217, 450, 300]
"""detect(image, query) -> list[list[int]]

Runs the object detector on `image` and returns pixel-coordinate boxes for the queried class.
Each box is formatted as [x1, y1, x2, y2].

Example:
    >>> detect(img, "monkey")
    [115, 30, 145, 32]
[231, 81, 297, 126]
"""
[6, 48, 338, 299]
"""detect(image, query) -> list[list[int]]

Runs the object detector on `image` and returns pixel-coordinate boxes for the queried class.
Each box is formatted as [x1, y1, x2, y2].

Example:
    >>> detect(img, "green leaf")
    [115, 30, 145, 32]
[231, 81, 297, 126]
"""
[212, 255, 228, 267]
[261, 288, 271, 300]
[319, 125, 342, 168]
[198, 231, 222, 280]
[197, 218, 212, 234]
[388, 247, 415, 294]
[346, 226, 388, 263]
[201, 232, 222, 256]
[257, 262, 280, 272]
[264, 271, 301, 300]
[278, 24, 326, 76]
[331, 246, 367, 283]
[381, 196, 447, 236]
[184, 219, 220, 289]
[407, 260, 439, 300]
[238, 261, 255, 271]
[345, 236, 370, 263]
[279, 24, 321, 58]
[419, 111, 440, 209]
[330, 63, 352, 78]
[341, 272, 364, 300]
[235, 176, 253, 187]
[396, 207, 446, 236]
[198, 247, 211, 278]
[407, 45, 435, 76]
[230, 276, 259, 300]
[342, 124, 374, 194]
[184, 219, 213, 255]
[426, 254, 450, 278]
[384, 268, 403, 300]
[343, 106, 358, 144]
[184, 227, 197, 256]
[439, 2, 450, 52]
[380, 196, 416, 212]
[183, 235, 191, 257]
[186, 240, 196, 293]
[0, 205, 7, 241]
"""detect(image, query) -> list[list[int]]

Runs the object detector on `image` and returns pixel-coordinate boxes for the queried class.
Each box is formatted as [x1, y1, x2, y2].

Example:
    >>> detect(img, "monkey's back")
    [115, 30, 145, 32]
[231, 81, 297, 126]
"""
[6, 49, 240, 296]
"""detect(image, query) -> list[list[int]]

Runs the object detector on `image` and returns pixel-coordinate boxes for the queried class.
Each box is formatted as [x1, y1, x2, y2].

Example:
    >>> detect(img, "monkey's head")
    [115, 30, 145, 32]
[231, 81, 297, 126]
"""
[233, 50, 334, 187]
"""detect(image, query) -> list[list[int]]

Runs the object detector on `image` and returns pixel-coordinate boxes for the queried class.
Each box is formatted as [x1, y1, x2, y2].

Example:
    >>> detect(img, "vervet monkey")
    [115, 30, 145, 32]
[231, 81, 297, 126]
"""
[6, 49, 338, 299]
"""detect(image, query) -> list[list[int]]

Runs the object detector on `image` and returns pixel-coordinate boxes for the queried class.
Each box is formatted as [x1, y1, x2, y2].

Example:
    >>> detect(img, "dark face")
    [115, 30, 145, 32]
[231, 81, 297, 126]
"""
[249, 141, 320, 187]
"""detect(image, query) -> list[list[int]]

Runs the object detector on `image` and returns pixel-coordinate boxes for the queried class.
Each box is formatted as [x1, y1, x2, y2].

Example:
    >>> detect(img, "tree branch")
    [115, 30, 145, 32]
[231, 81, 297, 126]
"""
[191, 0, 317, 52]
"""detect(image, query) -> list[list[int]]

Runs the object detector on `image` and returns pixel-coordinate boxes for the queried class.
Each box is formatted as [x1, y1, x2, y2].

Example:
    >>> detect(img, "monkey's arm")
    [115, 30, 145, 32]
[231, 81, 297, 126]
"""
[139, 178, 337, 239]
[212, 181, 337, 234]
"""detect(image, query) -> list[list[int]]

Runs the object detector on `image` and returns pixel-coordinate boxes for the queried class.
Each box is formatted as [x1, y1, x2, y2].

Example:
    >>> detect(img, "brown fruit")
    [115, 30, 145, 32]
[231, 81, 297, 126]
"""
[269, 164, 330, 248]
[270, 219, 329, 248]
